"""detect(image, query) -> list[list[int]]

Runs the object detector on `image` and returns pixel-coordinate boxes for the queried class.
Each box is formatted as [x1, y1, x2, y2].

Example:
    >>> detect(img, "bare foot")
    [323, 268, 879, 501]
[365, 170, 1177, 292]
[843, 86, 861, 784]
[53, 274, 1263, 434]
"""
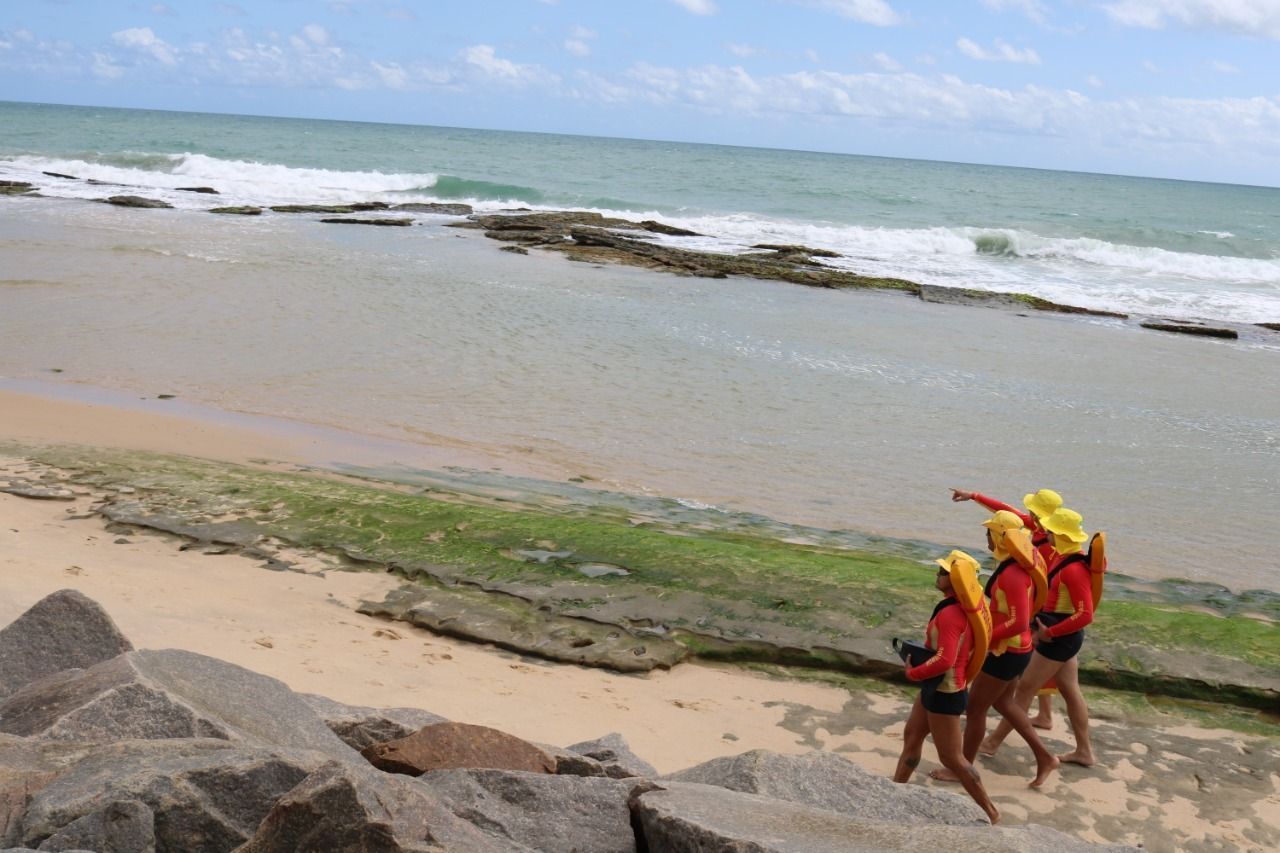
[977, 736, 1002, 757]
[1031, 716, 1053, 730]
[983, 804, 1001, 825]
[1059, 750, 1096, 767]
[1030, 753, 1060, 788]
[928, 767, 960, 783]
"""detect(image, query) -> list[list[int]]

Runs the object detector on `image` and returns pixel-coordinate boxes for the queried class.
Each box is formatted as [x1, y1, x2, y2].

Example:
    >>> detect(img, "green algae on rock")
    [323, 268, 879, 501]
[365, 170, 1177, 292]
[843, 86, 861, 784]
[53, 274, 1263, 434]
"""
[7, 444, 1278, 711]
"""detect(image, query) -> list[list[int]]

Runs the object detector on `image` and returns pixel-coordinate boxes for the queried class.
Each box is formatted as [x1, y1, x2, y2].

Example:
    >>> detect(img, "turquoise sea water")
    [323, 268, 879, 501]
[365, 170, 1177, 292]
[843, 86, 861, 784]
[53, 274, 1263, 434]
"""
[3, 100, 1279, 323]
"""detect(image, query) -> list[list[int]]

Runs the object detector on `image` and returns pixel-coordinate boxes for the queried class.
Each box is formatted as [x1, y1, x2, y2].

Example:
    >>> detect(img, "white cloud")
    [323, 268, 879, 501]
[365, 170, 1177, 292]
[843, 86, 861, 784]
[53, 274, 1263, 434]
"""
[566, 25, 595, 56]
[111, 27, 177, 65]
[151, 4, 175, 15]
[302, 24, 329, 45]
[870, 51, 902, 71]
[91, 51, 124, 79]
[371, 60, 409, 89]
[1087, 74, 1104, 87]
[956, 37, 1041, 64]
[568, 70, 635, 104]
[982, 0, 1049, 23]
[671, 0, 717, 14]
[804, 0, 902, 26]
[462, 44, 554, 85]
[0, 28, 32, 50]
[1142, 59, 1161, 72]
[609, 59, 1280, 164]
[1101, 0, 1280, 39]
[726, 43, 761, 58]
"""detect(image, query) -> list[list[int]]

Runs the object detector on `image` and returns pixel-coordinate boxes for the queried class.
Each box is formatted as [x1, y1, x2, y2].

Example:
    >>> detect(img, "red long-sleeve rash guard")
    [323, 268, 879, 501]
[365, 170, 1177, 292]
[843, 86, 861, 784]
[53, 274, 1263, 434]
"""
[1044, 555, 1094, 637]
[972, 492, 1054, 562]
[988, 561, 1033, 654]
[907, 598, 972, 693]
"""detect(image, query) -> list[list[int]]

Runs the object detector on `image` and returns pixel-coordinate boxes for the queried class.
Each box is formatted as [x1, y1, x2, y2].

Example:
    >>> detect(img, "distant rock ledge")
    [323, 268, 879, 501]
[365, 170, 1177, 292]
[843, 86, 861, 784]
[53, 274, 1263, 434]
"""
[447, 211, 1126, 321]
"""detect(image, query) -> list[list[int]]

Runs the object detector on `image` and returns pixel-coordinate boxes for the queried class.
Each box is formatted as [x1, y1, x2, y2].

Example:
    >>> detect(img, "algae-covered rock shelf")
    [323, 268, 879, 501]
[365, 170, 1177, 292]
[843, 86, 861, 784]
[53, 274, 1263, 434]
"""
[5, 444, 1278, 714]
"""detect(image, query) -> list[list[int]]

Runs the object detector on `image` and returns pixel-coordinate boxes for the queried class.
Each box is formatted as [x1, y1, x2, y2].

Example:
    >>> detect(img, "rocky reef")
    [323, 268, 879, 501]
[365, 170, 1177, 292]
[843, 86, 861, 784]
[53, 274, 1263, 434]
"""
[4, 446, 1277, 719]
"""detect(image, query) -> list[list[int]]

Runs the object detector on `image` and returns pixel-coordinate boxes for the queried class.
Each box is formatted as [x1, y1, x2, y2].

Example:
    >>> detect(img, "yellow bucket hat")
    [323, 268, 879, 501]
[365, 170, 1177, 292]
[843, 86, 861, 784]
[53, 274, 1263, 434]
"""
[982, 510, 1025, 534]
[935, 549, 981, 575]
[1042, 507, 1087, 543]
[1023, 488, 1062, 520]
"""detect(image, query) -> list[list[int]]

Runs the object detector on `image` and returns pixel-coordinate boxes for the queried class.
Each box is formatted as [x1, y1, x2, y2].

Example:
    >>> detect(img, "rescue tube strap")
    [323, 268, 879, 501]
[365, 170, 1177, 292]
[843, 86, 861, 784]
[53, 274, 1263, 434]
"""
[930, 597, 959, 621]
[984, 558, 1017, 598]
[1047, 552, 1087, 586]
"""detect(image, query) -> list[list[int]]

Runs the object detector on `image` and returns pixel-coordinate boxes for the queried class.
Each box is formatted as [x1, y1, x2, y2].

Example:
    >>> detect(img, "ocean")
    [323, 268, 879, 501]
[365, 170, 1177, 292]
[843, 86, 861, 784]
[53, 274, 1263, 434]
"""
[3, 100, 1279, 324]
[2, 100, 1278, 593]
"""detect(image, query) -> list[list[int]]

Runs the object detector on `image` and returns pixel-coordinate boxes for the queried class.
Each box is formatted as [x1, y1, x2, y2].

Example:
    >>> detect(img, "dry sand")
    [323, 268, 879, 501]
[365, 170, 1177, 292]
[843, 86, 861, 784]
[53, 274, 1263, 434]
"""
[2, 388, 1277, 852]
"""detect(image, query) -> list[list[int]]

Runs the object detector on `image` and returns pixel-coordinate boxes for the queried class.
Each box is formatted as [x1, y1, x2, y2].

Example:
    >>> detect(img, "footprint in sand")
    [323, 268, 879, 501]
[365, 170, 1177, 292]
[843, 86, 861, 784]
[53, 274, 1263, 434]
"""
[253, 637, 274, 649]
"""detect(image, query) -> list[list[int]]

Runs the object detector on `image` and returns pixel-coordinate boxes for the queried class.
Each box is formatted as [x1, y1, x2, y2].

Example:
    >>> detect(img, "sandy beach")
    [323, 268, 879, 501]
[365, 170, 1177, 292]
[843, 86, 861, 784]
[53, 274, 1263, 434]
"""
[2, 389, 1277, 852]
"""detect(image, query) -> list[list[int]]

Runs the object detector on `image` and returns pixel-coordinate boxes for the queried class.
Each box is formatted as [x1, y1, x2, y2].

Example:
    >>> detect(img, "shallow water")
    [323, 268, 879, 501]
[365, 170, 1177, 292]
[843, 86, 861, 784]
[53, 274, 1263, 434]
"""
[1, 196, 1278, 591]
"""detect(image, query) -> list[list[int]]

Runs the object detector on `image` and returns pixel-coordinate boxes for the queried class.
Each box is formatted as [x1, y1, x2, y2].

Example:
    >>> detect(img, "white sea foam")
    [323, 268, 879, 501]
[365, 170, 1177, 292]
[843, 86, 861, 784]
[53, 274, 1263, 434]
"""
[615, 213, 1280, 323]
[6, 151, 1280, 323]
[0, 153, 442, 208]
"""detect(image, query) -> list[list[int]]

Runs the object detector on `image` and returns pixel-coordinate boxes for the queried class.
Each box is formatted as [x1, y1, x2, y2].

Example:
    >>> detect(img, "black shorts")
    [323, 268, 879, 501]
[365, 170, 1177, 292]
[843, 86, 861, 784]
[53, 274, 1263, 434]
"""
[1036, 630, 1084, 662]
[981, 649, 1033, 681]
[921, 684, 967, 716]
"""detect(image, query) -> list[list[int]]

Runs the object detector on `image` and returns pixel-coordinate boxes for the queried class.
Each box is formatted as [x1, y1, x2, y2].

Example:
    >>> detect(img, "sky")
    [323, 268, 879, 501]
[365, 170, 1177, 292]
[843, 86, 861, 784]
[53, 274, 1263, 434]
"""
[2, 1, 1280, 185]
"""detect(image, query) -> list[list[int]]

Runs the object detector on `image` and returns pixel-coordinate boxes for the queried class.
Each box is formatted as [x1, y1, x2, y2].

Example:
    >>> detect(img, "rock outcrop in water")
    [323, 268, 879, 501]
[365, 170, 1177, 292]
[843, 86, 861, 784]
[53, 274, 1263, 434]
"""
[0, 590, 1135, 851]
[102, 195, 173, 209]
[448, 211, 1129, 320]
[1140, 321, 1239, 339]
[319, 216, 414, 226]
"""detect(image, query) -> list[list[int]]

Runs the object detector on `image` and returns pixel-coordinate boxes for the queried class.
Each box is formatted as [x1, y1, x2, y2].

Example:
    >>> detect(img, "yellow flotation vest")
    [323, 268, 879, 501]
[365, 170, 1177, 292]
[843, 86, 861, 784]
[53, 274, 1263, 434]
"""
[1004, 527, 1049, 614]
[1087, 531, 1107, 606]
[947, 555, 993, 682]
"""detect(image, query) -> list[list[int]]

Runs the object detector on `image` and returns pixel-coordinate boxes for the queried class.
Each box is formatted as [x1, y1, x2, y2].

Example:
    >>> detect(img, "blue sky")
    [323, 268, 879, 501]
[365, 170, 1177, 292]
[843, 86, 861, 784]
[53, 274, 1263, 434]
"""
[3, 1, 1280, 185]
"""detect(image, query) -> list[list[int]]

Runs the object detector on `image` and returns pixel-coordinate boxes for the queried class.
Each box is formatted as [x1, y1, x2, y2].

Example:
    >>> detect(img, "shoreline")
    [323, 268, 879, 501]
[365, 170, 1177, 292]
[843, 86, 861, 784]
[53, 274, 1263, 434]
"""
[2, 456, 1277, 850]
[3, 386, 1277, 716]
[4, 379, 1278, 602]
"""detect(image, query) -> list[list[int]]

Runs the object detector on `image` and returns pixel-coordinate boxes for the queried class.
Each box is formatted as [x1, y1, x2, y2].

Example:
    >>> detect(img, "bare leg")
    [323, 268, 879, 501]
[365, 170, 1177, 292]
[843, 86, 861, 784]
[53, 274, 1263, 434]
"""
[930, 671, 1005, 781]
[893, 696, 929, 782]
[991, 680, 1060, 787]
[1054, 657, 1096, 766]
[980, 653, 1063, 756]
[1033, 693, 1054, 729]
[929, 710, 1000, 824]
